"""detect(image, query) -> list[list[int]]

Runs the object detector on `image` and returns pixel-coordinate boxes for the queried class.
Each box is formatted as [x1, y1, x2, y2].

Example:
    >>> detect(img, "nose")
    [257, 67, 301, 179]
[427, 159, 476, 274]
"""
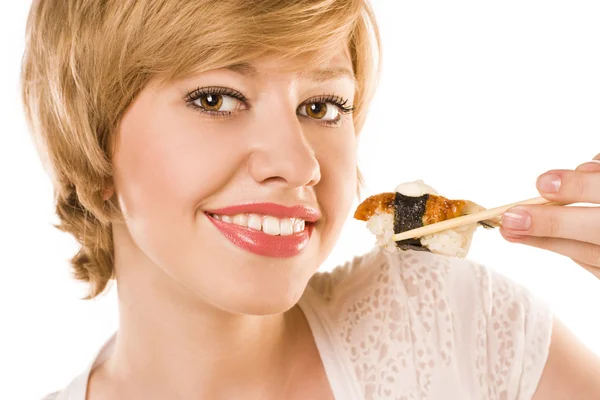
[248, 108, 321, 189]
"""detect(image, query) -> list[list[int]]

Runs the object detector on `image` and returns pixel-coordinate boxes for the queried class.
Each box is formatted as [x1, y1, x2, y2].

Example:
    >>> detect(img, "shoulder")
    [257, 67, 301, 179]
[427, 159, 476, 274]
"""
[308, 247, 552, 334]
[305, 248, 553, 398]
[307, 246, 514, 313]
[38, 346, 102, 400]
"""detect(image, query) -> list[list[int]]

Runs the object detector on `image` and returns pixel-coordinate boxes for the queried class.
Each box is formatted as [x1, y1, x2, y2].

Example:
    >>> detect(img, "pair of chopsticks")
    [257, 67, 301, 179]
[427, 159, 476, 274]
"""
[391, 196, 562, 242]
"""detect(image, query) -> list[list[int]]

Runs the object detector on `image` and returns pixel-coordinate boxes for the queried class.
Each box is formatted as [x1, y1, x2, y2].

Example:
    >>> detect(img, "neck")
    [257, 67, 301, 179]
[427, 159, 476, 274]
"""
[100, 255, 307, 399]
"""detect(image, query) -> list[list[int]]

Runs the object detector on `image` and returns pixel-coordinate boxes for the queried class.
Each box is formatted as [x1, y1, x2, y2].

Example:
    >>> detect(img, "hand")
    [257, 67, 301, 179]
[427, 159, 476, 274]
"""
[500, 154, 600, 279]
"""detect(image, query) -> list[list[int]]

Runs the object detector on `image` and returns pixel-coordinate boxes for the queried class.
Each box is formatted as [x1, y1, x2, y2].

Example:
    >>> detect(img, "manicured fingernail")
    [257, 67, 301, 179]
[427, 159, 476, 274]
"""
[537, 173, 561, 193]
[502, 208, 531, 231]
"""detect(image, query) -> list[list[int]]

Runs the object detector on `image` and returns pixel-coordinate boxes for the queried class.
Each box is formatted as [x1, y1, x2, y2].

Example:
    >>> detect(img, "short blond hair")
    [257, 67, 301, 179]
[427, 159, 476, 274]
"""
[21, 0, 381, 298]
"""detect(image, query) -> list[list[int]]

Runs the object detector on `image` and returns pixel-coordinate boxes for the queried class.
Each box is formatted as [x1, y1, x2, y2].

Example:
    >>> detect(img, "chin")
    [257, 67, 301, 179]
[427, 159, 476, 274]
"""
[230, 293, 302, 316]
[187, 253, 317, 316]
[208, 276, 309, 316]
[153, 222, 329, 316]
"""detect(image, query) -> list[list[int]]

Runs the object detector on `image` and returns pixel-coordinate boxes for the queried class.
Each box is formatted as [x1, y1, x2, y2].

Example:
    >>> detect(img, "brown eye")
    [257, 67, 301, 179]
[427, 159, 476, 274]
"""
[191, 92, 243, 113]
[200, 94, 224, 111]
[298, 101, 340, 122]
[305, 102, 328, 119]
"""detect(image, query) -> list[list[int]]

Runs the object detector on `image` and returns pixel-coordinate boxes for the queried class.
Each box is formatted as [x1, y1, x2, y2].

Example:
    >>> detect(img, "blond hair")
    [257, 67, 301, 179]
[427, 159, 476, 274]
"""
[21, 0, 382, 298]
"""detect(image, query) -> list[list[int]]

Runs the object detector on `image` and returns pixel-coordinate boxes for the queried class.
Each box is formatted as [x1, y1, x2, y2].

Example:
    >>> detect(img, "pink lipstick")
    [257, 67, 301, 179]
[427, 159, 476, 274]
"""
[205, 203, 320, 258]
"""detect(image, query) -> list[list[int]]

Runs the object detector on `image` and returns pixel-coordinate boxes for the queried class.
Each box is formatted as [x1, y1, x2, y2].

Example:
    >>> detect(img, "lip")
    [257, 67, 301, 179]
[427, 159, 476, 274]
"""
[205, 203, 321, 258]
[205, 203, 319, 258]
[206, 203, 321, 222]
[206, 215, 313, 258]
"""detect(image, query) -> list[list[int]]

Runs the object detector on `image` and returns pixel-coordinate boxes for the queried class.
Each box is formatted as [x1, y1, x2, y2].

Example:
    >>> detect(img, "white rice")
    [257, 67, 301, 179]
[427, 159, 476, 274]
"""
[366, 212, 398, 252]
[365, 180, 479, 258]
[420, 223, 477, 258]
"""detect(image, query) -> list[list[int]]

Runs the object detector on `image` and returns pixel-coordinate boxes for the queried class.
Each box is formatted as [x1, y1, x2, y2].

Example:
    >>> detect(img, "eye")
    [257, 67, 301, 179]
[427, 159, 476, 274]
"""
[184, 86, 249, 116]
[194, 93, 243, 113]
[297, 95, 355, 125]
[298, 102, 340, 121]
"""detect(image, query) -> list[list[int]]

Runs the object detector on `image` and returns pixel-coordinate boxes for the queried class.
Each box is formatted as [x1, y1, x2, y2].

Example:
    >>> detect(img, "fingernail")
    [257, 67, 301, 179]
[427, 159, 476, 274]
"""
[537, 173, 561, 193]
[502, 208, 532, 231]
[579, 160, 600, 167]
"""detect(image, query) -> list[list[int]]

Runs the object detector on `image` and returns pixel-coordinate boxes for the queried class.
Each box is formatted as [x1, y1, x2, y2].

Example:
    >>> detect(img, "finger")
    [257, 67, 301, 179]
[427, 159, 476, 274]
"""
[536, 169, 600, 204]
[576, 159, 600, 173]
[574, 261, 600, 279]
[500, 229, 600, 269]
[502, 205, 600, 245]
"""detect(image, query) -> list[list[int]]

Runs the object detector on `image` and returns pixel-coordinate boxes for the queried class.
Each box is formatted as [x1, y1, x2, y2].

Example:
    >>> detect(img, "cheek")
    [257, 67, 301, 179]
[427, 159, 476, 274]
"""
[110, 96, 251, 268]
[313, 125, 357, 242]
[113, 103, 243, 220]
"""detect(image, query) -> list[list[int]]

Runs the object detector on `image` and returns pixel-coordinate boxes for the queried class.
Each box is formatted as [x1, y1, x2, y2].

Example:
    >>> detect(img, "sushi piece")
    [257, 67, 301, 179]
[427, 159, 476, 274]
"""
[354, 180, 498, 258]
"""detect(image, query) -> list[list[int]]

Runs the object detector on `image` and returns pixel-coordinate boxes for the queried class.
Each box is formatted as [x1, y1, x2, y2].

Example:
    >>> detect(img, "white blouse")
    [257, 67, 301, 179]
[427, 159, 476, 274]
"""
[44, 248, 553, 400]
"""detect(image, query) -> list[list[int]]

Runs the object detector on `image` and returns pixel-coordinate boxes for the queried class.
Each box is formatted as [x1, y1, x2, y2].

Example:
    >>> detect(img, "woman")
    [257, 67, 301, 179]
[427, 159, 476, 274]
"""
[21, 0, 600, 399]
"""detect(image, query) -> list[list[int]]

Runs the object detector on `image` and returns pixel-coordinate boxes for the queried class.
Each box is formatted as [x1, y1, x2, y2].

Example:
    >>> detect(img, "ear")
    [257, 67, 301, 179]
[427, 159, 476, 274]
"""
[356, 166, 364, 200]
[102, 177, 115, 201]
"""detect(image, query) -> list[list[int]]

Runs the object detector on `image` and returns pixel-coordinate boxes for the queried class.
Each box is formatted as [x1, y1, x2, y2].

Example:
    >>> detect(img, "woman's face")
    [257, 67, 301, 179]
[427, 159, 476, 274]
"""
[111, 49, 357, 315]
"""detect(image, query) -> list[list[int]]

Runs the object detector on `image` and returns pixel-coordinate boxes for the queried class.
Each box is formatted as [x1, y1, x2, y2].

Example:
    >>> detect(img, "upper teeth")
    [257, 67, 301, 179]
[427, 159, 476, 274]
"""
[212, 213, 306, 236]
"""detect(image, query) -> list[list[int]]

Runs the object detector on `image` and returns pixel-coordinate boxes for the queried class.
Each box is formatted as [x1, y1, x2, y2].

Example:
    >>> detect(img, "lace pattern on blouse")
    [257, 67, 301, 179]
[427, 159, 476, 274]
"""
[308, 249, 553, 400]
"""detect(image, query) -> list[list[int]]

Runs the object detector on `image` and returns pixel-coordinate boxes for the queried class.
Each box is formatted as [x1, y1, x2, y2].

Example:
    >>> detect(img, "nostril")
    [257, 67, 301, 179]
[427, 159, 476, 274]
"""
[262, 176, 288, 185]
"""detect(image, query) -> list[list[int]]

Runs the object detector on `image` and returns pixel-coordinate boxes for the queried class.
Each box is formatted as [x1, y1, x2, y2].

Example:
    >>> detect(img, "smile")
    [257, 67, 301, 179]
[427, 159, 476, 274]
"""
[209, 213, 306, 235]
[205, 203, 320, 258]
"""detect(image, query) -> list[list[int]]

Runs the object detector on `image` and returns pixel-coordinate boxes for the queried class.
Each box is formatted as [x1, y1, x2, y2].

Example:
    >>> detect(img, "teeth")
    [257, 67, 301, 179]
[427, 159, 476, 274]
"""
[293, 219, 305, 233]
[280, 218, 294, 236]
[212, 212, 307, 235]
[232, 214, 248, 226]
[262, 216, 281, 235]
[247, 214, 262, 231]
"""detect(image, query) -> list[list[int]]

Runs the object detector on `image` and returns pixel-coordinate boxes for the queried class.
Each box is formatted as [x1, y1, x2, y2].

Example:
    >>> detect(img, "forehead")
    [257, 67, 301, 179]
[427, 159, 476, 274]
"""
[224, 48, 354, 82]
[153, 46, 356, 91]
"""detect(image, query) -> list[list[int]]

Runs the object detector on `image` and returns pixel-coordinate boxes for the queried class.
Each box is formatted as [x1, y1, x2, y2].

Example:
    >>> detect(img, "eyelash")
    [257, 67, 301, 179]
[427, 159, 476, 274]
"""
[183, 86, 355, 126]
[184, 86, 248, 116]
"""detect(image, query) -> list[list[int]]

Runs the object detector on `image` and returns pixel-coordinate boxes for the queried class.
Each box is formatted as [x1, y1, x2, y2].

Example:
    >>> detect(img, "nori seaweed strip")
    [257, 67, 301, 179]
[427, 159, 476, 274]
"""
[393, 192, 431, 252]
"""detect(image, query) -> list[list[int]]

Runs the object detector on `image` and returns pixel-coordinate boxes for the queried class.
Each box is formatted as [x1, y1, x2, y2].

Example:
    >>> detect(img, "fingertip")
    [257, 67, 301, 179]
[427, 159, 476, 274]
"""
[500, 227, 526, 242]
[536, 173, 562, 194]
[576, 160, 600, 172]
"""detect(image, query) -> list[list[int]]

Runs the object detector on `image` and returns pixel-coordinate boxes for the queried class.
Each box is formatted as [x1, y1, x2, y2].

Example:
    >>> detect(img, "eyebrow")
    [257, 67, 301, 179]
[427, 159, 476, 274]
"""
[224, 62, 356, 83]
[304, 67, 356, 83]
[225, 62, 258, 76]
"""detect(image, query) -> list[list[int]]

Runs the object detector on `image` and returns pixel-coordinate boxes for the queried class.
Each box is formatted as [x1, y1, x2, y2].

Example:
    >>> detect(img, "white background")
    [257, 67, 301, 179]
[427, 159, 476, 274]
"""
[2, 1, 600, 399]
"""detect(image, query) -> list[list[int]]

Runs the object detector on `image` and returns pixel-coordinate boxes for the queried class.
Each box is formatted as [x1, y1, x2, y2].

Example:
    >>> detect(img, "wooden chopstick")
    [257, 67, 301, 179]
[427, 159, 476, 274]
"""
[390, 196, 562, 242]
